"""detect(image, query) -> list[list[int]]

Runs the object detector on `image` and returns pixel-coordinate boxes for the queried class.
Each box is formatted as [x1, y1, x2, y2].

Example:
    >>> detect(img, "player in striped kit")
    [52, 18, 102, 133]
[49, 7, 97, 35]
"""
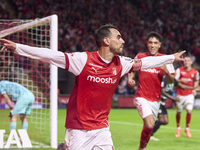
[0, 24, 185, 150]
[0, 80, 35, 132]
[175, 56, 199, 138]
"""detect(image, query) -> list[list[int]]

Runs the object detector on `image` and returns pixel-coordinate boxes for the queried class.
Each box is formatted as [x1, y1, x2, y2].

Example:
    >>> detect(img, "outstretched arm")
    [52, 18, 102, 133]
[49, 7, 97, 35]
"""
[0, 39, 16, 51]
[173, 51, 186, 61]
[0, 39, 66, 69]
[139, 51, 185, 70]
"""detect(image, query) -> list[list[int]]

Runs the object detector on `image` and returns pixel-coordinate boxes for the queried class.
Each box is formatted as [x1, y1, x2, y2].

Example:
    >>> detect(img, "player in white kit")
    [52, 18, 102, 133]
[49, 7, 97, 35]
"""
[0, 24, 185, 150]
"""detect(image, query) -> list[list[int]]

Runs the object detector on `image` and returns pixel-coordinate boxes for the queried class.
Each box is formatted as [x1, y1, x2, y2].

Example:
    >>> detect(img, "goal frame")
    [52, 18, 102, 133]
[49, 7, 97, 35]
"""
[49, 14, 58, 149]
[0, 14, 58, 148]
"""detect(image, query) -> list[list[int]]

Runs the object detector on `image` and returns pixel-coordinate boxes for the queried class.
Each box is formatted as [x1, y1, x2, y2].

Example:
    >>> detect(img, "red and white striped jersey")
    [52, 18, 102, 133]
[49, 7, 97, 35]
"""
[134, 52, 175, 102]
[175, 67, 199, 96]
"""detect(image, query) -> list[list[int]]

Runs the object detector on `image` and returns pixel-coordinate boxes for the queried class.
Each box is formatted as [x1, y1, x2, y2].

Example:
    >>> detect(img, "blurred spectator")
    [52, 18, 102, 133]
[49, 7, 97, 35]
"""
[117, 75, 129, 95]
[4, 0, 200, 94]
[8, 0, 200, 59]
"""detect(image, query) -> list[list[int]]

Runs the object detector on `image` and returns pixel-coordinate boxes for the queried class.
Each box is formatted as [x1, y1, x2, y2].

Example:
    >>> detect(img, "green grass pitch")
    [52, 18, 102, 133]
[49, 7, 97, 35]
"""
[2, 108, 200, 150]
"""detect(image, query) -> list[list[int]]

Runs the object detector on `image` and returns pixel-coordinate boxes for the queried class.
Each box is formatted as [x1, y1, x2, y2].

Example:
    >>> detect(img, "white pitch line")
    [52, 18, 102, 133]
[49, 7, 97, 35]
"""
[109, 121, 200, 132]
[4, 134, 51, 148]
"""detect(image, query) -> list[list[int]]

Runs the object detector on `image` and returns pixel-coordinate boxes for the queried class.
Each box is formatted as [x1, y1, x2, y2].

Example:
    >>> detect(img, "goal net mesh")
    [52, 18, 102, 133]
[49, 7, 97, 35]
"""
[0, 16, 56, 148]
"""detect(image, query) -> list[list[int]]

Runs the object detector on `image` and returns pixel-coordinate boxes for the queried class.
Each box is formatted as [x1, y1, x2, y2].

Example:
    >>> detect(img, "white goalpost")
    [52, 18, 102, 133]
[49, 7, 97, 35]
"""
[0, 14, 58, 148]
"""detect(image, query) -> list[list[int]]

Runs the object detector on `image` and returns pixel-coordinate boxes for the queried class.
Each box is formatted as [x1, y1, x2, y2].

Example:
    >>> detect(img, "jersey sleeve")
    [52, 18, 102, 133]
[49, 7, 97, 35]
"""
[120, 54, 175, 76]
[195, 71, 200, 81]
[64, 52, 87, 76]
[140, 55, 175, 70]
[166, 64, 175, 74]
[15, 44, 66, 69]
[119, 56, 135, 77]
[175, 68, 180, 80]
[0, 83, 6, 94]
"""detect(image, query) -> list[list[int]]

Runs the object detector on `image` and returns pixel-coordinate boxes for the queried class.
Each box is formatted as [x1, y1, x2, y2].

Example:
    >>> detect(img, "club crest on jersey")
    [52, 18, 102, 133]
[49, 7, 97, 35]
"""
[112, 68, 117, 75]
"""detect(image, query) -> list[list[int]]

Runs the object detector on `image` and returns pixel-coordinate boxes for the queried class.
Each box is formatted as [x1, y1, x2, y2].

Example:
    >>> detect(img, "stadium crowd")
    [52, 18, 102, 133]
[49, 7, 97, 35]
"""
[1, 0, 200, 94]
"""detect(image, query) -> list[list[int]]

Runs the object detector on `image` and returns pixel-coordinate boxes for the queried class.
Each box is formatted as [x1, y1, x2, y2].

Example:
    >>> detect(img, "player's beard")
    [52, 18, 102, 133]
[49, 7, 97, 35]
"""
[115, 46, 123, 55]
[110, 44, 123, 55]
[116, 51, 123, 55]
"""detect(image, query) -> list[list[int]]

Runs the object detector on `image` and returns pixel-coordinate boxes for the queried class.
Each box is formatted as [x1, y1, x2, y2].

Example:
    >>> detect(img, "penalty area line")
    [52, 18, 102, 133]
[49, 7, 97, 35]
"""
[109, 121, 200, 132]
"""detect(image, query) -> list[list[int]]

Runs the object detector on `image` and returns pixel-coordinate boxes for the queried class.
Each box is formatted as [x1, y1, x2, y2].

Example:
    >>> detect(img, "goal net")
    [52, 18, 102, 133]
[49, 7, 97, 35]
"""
[0, 15, 58, 148]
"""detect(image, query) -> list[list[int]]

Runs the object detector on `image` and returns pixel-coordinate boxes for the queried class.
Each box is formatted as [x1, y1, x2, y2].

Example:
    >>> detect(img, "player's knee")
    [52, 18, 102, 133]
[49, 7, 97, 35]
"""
[20, 114, 27, 121]
[186, 109, 192, 114]
[176, 111, 181, 115]
[145, 122, 154, 128]
[159, 118, 168, 125]
[144, 116, 154, 128]
[11, 114, 18, 122]
[162, 120, 168, 125]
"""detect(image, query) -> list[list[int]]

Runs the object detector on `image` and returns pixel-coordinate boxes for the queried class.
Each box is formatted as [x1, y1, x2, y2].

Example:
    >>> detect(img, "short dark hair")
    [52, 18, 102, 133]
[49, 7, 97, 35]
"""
[147, 31, 163, 42]
[95, 23, 118, 47]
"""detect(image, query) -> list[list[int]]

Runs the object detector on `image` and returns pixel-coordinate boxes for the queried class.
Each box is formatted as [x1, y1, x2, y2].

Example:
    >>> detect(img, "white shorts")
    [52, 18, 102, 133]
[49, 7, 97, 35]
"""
[134, 97, 160, 120]
[64, 127, 114, 150]
[176, 94, 194, 112]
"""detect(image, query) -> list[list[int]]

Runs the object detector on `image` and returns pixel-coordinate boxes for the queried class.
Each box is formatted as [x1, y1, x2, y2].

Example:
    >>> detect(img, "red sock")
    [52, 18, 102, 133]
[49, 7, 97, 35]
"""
[140, 126, 153, 149]
[186, 113, 191, 128]
[176, 114, 181, 128]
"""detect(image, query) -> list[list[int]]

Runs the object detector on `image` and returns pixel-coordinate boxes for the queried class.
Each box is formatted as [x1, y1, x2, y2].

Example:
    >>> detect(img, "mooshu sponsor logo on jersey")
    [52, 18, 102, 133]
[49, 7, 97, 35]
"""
[181, 77, 193, 82]
[141, 68, 160, 74]
[87, 75, 117, 84]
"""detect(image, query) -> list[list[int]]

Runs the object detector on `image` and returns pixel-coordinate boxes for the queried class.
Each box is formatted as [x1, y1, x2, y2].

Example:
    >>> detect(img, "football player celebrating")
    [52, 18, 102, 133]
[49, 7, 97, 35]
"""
[0, 24, 185, 150]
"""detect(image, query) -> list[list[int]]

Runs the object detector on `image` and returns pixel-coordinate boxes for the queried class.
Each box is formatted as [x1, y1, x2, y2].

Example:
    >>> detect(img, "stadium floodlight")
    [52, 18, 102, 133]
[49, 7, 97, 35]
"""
[0, 14, 58, 149]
